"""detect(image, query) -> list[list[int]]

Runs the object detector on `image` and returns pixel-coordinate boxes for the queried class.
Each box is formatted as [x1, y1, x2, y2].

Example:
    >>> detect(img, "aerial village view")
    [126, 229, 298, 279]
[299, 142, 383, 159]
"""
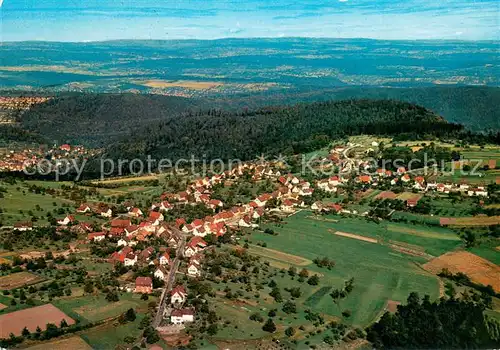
[1, 0, 500, 349]
[1, 96, 499, 348]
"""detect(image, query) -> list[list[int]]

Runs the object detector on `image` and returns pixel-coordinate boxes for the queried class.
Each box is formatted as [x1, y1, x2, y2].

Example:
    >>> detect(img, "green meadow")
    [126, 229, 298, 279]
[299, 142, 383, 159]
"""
[247, 211, 463, 326]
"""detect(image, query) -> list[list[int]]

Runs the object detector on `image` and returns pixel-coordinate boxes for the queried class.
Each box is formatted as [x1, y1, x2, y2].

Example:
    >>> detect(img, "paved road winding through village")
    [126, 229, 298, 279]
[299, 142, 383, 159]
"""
[152, 230, 187, 329]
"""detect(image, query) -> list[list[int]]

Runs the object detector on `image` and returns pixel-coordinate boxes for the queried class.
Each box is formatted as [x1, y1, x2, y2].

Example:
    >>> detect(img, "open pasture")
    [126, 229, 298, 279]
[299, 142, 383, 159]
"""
[247, 245, 312, 266]
[53, 293, 150, 323]
[386, 223, 460, 241]
[0, 182, 71, 225]
[0, 271, 45, 290]
[440, 216, 500, 227]
[423, 251, 500, 292]
[0, 304, 74, 338]
[251, 211, 442, 326]
[80, 314, 145, 349]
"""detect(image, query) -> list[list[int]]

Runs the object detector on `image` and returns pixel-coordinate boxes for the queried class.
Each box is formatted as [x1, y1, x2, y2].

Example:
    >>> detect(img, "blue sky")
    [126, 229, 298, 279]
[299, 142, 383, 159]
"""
[1, 0, 499, 41]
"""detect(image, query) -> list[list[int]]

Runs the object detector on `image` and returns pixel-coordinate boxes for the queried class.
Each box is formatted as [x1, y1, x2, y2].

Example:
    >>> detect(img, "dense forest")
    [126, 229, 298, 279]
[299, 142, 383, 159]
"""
[0, 125, 47, 146]
[366, 292, 500, 349]
[17, 87, 500, 149]
[99, 99, 462, 166]
[21, 94, 196, 147]
[206, 86, 500, 131]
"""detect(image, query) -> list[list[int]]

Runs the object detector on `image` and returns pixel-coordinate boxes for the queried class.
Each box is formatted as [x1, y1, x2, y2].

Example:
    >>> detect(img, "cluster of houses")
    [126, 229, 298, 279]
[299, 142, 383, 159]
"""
[0, 96, 50, 111]
[0, 144, 94, 172]
[315, 165, 490, 199]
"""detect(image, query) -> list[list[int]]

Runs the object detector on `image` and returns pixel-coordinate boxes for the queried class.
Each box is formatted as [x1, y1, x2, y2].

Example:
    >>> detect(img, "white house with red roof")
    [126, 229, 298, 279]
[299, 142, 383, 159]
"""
[57, 215, 75, 226]
[159, 252, 171, 266]
[124, 252, 138, 267]
[134, 277, 153, 294]
[170, 309, 194, 324]
[187, 261, 201, 277]
[148, 211, 164, 225]
[184, 237, 207, 258]
[170, 285, 187, 304]
[128, 207, 143, 217]
[76, 204, 91, 213]
[208, 199, 223, 211]
[154, 266, 169, 281]
[401, 174, 411, 183]
[238, 215, 253, 227]
[98, 207, 113, 218]
[88, 232, 106, 242]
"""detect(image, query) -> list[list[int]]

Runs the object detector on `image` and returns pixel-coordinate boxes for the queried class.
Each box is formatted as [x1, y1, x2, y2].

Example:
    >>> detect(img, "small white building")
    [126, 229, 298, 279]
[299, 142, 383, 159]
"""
[170, 285, 187, 304]
[187, 262, 201, 277]
[159, 253, 170, 266]
[170, 309, 194, 324]
[154, 266, 168, 281]
[124, 253, 137, 267]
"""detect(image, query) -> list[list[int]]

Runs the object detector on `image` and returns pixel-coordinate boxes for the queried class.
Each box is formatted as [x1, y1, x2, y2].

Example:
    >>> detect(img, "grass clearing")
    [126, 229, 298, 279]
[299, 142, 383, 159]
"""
[387, 223, 460, 241]
[24, 336, 92, 350]
[53, 293, 150, 323]
[0, 182, 71, 225]
[80, 314, 145, 349]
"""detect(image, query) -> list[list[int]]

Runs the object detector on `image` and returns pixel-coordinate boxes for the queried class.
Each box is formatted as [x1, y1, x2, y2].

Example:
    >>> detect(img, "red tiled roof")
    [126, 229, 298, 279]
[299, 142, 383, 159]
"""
[111, 219, 131, 228]
[135, 276, 152, 287]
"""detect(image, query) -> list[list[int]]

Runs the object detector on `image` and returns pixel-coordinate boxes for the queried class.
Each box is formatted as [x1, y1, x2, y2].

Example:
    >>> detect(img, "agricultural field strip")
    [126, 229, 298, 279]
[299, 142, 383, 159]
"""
[0, 304, 75, 337]
[247, 245, 312, 266]
[0, 271, 46, 290]
[386, 224, 460, 241]
[423, 251, 500, 292]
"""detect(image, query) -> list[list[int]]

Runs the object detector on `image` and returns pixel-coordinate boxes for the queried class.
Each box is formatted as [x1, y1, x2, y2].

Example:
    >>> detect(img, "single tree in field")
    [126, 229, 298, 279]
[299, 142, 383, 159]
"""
[262, 318, 277, 333]
[21, 327, 30, 337]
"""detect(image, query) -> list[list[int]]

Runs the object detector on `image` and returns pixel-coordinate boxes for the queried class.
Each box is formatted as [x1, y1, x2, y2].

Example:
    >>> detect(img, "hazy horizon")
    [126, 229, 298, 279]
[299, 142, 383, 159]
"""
[2, 0, 499, 42]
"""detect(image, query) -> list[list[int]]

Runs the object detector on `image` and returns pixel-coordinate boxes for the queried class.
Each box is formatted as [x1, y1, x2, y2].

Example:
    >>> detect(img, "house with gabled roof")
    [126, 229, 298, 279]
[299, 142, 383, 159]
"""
[128, 207, 143, 217]
[148, 211, 164, 225]
[57, 215, 75, 226]
[159, 252, 171, 266]
[134, 277, 152, 294]
[124, 225, 139, 237]
[170, 308, 194, 324]
[88, 232, 106, 242]
[124, 252, 138, 266]
[76, 203, 92, 214]
[208, 199, 223, 211]
[171, 285, 187, 304]
[111, 218, 131, 228]
[154, 266, 169, 281]
[280, 199, 295, 212]
[187, 261, 201, 277]
[97, 205, 113, 218]
[238, 215, 253, 227]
